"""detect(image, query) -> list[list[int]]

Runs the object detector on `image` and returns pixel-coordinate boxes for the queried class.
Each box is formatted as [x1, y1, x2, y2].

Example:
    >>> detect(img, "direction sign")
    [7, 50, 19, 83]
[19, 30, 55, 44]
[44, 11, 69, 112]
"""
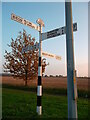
[11, 13, 40, 31]
[42, 23, 77, 40]
[22, 43, 39, 53]
[42, 51, 61, 61]
[22, 45, 61, 61]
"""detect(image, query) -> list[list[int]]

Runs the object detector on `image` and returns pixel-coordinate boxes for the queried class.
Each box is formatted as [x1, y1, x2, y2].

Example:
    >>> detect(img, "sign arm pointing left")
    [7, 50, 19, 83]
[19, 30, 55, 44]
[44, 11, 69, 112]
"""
[11, 13, 40, 31]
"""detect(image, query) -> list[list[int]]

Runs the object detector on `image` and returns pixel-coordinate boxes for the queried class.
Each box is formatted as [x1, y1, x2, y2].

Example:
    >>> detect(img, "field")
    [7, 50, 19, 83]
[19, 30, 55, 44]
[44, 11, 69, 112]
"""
[2, 88, 89, 119]
[1, 76, 89, 119]
[1, 76, 88, 90]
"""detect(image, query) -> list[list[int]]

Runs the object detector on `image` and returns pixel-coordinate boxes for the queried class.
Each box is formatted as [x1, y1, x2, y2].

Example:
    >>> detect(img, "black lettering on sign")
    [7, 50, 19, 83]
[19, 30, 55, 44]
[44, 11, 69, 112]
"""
[11, 14, 15, 19]
[24, 19, 27, 25]
[17, 17, 23, 23]
[62, 30, 64, 34]
[11, 14, 23, 24]
[61, 27, 64, 34]
[32, 25, 35, 29]
[27, 22, 32, 27]
[57, 33, 60, 36]
[47, 29, 59, 36]
[55, 56, 61, 60]
[16, 16, 18, 21]
[49, 54, 54, 57]
[73, 23, 77, 31]
[47, 32, 60, 39]
[19, 18, 23, 23]
[47, 31, 57, 38]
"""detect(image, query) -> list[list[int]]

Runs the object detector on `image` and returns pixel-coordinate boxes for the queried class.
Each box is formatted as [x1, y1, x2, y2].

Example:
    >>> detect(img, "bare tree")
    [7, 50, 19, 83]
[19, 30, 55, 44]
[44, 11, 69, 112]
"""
[3, 30, 48, 86]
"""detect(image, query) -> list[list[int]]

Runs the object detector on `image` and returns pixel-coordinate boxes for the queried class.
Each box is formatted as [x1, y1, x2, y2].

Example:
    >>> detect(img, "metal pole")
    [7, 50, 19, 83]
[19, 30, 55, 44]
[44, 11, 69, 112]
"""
[65, 0, 78, 118]
[37, 24, 42, 115]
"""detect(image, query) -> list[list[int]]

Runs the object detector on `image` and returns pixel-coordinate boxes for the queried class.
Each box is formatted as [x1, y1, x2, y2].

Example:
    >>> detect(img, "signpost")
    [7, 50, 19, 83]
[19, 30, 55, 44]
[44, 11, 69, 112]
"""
[36, 18, 45, 115]
[22, 44, 61, 61]
[42, 23, 77, 40]
[22, 46, 61, 61]
[11, 1, 78, 117]
[42, 52, 61, 61]
[65, 1, 77, 118]
[11, 13, 40, 31]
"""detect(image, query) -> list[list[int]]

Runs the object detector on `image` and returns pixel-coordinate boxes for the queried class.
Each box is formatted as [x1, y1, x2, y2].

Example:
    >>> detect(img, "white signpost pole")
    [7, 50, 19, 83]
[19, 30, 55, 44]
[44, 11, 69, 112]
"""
[36, 18, 45, 115]
[65, 1, 78, 118]
[11, 13, 44, 115]
[36, 24, 42, 115]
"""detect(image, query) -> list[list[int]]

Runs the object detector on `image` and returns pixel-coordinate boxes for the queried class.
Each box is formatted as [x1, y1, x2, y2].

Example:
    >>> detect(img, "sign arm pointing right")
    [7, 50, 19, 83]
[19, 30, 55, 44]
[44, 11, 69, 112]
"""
[42, 23, 77, 41]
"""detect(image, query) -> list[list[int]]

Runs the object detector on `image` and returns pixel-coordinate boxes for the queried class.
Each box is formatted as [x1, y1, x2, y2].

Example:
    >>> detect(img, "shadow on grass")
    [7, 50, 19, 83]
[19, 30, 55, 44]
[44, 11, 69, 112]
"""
[2, 84, 89, 98]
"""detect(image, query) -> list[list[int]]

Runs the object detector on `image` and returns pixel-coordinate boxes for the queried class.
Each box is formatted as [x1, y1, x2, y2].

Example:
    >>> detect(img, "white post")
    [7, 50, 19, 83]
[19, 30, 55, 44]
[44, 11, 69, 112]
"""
[65, 0, 78, 118]
[37, 24, 42, 115]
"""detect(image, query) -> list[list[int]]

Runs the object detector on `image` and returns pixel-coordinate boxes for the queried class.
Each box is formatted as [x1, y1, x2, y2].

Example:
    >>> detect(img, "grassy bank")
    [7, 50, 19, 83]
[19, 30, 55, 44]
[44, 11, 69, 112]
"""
[2, 84, 89, 98]
[2, 87, 89, 119]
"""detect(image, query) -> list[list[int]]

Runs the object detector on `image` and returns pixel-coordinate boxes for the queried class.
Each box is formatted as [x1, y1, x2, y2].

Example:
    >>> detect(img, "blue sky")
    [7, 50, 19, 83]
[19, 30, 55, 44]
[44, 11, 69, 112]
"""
[1, 2, 88, 77]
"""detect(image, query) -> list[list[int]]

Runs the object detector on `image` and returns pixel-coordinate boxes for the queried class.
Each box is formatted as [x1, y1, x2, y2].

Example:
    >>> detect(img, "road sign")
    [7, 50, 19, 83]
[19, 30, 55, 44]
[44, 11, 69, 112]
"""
[42, 51, 61, 61]
[22, 43, 39, 53]
[11, 13, 40, 31]
[42, 23, 77, 40]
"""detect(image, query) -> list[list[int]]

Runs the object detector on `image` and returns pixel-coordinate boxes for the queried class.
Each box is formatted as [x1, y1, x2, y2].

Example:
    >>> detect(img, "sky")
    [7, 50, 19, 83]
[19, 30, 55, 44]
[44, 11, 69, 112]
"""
[0, 2, 88, 77]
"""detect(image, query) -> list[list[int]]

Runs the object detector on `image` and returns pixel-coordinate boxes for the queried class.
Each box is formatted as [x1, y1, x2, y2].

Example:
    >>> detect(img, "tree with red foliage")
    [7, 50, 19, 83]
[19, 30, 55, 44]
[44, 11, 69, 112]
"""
[3, 30, 48, 86]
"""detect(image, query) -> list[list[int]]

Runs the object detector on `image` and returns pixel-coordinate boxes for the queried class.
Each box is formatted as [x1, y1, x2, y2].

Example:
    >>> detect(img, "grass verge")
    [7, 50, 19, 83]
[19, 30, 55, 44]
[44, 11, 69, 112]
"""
[2, 84, 89, 98]
[2, 87, 89, 119]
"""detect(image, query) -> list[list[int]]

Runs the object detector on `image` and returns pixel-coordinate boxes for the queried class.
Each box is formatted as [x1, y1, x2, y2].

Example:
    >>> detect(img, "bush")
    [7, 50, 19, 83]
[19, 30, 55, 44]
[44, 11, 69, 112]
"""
[44, 75, 48, 77]
[49, 75, 53, 77]
[56, 75, 59, 77]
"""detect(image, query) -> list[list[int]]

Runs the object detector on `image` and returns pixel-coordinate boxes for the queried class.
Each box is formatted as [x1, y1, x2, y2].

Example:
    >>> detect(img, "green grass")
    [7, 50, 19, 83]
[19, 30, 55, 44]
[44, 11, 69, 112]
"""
[3, 84, 89, 98]
[2, 88, 89, 119]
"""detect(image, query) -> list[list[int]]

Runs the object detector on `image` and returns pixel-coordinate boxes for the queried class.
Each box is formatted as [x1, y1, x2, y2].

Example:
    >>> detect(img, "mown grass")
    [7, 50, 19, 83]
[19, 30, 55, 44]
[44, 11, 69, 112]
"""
[2, 87, 89, 119]
[2, 84, 89, 98]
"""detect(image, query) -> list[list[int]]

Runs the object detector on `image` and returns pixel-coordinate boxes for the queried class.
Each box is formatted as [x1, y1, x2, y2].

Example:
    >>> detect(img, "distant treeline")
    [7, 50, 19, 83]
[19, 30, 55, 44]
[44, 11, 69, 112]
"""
[43, 74, 66, 78]
[43, 74, 89, 79]
[0, 73, 89, 79]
